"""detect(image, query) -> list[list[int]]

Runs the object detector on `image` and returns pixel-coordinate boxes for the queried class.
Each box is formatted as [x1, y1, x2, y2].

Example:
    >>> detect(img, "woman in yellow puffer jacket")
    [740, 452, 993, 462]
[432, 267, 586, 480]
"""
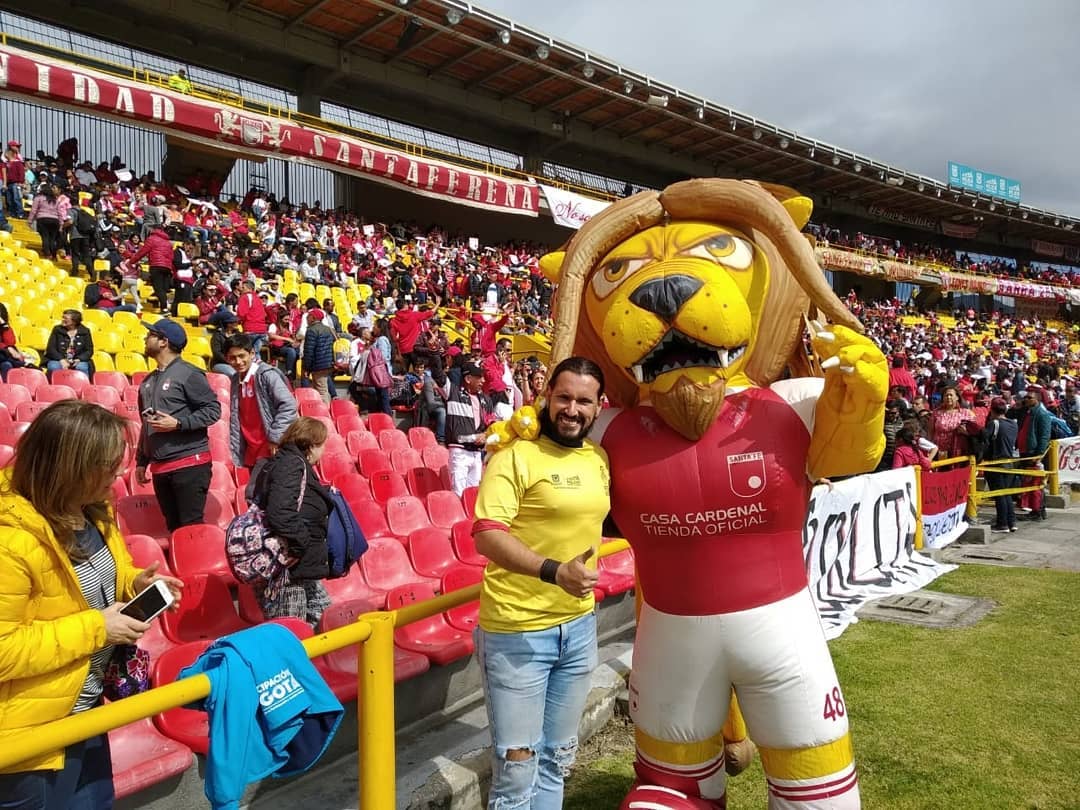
[0, 400, 182, 808]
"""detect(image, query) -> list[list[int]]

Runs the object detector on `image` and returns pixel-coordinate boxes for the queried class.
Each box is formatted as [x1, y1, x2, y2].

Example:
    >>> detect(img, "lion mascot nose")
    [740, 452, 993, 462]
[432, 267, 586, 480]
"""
[630, 275, 703, 321]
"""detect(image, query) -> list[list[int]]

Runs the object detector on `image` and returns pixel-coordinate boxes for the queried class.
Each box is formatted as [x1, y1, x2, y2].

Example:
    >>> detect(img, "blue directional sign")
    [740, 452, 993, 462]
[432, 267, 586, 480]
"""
[947, 161, 1021, 203]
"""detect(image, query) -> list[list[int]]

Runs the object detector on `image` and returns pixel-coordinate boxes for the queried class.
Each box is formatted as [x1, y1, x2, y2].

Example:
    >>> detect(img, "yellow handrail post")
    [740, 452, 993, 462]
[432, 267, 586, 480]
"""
[358, 612, 396, 810]
[966, 455, 979, 520]
[913, 463, 924, 550]
[1047, 440, 1060, 496]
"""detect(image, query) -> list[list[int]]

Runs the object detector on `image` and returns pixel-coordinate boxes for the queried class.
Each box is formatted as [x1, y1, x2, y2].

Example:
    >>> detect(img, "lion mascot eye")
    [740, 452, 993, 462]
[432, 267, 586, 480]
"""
[683, 234, 754, 270]
[592, 257, 648, 299]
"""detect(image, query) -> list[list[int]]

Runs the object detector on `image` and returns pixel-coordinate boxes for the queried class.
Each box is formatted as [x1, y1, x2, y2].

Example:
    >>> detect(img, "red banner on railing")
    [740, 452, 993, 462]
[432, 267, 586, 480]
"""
[0, 45, 540, 216]
[920, 466, 970, 549]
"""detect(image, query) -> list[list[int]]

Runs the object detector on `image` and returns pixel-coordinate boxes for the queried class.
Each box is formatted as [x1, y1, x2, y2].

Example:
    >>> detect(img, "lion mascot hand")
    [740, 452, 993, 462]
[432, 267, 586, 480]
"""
[485, 405, 541, 451]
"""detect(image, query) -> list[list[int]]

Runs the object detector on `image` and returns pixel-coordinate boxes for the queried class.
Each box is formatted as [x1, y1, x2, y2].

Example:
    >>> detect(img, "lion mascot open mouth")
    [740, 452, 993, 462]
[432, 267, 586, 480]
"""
[532, 178, 885, 809]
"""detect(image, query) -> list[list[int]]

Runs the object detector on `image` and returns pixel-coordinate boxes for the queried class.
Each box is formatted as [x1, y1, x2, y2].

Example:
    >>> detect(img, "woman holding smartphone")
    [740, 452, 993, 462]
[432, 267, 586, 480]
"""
[0, 400, 182, 808]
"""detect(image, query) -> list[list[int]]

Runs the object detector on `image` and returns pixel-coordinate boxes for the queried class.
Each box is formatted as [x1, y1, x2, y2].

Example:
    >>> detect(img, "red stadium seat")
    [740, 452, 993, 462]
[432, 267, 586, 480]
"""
[111, 476, 128, 500]
[348, 430, 380, 457]
[365, 412, 396, 436]
[134, 618, 176, 661]
[0, 402, 11, 424]
[15, 401, 50, 422]
[0, 383, 32, 411]
[49, 368, 90, 394]
[386, 495, 430, 537]
[335, 472, 372, 509]
[422, 444, 449, 472]
[169, 524, 233, 583]
[152, 640, 213, 753]
[426, 490, 466, 530]
[597, 548, 636, 598]
[81, 384, 122, 408]
[450, 520, 486, 567]
[321, 566, 386, 609]
[109, 717, 194, 800]
[404, 466, 443, 499]
[299, 400, 331, 419]
[294, 388, 323, 405]
[202, 489, 235, 530]
[233, 466, 250, 489]
[124, 533, 174, 577]
[116, 494, 170, 549]
[388, 583, 474, 666]
[209, 437, 232, 464]
[126, 468, 156, 496]
[318, 452, 357, 485]
[460, 486, 478, 520]
[122, 385, 142, 405]
[390, 447, 423, 474]
[330, 399, 357, 421]
[209, 461, 236, 501]
[160, 574, 252, 644]
[130, 371, 149, 388]
[369, 470, 407, 506]
[0, 443, 15, 468]
[34, 384, 78, 403]
[235, 583, 264, 624]
[406, 527, 469, 580]
[94, 370, 130, 393]
[407, 426, 437, 450]
[324, 433, 348, 458]
[359, 537, 436, 592]
[441, 565, 483, 633]
[7, 367, 46, 395]
[319, 599, 430, 683]
[204, 372, 231, 398]
[334, 412, 365, 437]
[352, 500, 394, 541]
[0, 421, 29, 447]
[377, 429, 409, 453]
[113, 401, 141, 425]
[207, 418, 229, 446]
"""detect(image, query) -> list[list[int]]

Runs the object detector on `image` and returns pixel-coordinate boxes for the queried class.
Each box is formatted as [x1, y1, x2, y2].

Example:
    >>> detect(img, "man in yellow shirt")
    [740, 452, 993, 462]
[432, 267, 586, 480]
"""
[472, 356, 610, 810]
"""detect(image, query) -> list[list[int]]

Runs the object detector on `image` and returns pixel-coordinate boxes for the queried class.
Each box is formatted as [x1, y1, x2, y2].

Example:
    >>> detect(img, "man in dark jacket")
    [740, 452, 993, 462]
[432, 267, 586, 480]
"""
[302, 308, 336, 404]
[1017, 387, 1052, 521]
[433, 360, 495, 495]
[981, 397, 1019, 533]
[209, 312, 242, 377]
[136, 318, 222, 531]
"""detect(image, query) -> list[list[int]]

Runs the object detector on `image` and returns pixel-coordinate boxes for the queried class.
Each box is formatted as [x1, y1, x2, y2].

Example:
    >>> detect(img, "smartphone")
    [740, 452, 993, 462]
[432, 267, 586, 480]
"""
[120, 580, 175, 622]
[141, 407, 156, 418]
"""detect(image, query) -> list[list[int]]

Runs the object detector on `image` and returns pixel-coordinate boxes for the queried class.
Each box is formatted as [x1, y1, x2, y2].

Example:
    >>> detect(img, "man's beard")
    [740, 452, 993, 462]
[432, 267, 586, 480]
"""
[539, 407, 595, 448]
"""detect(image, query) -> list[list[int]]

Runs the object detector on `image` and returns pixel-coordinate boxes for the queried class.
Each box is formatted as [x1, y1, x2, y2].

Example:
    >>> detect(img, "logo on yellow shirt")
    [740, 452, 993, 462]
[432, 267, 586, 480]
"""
[550, 473, 582, 488]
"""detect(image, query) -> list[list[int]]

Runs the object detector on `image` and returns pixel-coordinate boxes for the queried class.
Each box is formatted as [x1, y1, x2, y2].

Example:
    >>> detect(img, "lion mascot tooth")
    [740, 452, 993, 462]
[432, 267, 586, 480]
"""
[540, 179, 884, 810]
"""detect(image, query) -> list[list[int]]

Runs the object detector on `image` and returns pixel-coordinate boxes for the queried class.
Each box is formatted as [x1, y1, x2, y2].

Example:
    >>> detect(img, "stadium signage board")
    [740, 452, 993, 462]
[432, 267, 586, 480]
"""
[0, 45, 540, 217]
[947, 161, 1021, 203]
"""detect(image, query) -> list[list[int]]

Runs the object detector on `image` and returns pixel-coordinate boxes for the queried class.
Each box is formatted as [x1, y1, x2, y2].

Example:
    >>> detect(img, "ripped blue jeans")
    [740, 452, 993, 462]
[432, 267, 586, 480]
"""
[477, 612, 598, 810]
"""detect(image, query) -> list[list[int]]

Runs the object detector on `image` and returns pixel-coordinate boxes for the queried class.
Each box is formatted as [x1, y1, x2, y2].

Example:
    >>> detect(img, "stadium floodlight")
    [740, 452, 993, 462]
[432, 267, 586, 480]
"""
[779, 137, 790, 149]
[808, 146, 815, 158]
[972, 199, 978, 207]
[917, 182, 925, 192]
[397, 0, 410, 5]
[831, 155, 841, 166]
[496, 28, 511, 45]
[647, 93, 669, 107]
[582, 63, 596, 79]
[623, 79, 635, 94]
[989, 203, 996, 211]
[535, 44, 550, 60]
[729, 118, 737, 130]
[1055, 218, 1061, 226]
[1067, 223, 1075, 230]
[752, 128, 763, 140]
[853, 162, 862, 172]
[445, 8, 464, 25]
[1021, 211, 1029, 219]
[936, 189, 942, 197]
[696, 106, 705, 120]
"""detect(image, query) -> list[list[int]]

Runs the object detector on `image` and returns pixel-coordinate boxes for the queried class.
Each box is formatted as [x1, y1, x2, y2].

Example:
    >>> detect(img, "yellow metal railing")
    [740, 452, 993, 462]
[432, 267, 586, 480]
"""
[967, 441, 1060, 518]
[0, 538, 630, 809]
[0, 31, 618, 204]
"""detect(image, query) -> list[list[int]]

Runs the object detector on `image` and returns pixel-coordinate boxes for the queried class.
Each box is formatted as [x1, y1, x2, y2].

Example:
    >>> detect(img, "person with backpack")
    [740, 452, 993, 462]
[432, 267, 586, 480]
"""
[981, 397, 1019, 533]
[127, 226, 175, 313]
[224, 334, 297, 469]
[249, 417, 333, 626]
[171, 239, 196, 317]
[68, 204, 98, 278]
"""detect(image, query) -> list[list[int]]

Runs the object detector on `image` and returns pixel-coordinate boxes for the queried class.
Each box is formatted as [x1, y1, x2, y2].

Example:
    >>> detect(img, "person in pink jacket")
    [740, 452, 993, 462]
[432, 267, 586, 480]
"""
[127, 227, 175, 313]
[891, 425, 933, 471]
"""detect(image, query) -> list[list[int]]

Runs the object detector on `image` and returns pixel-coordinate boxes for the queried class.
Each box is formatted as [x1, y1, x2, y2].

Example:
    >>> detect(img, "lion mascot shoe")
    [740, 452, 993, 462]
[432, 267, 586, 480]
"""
[511, 179, 887, 809]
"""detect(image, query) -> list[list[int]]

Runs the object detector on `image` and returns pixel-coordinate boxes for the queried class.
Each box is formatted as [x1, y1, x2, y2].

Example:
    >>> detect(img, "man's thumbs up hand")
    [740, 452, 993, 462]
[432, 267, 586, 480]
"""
[556, 547, 599, 598]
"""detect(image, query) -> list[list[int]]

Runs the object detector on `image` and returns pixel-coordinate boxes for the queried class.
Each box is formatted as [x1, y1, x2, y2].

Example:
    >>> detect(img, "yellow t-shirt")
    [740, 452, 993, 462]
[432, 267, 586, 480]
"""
[474, 435, 610, 633]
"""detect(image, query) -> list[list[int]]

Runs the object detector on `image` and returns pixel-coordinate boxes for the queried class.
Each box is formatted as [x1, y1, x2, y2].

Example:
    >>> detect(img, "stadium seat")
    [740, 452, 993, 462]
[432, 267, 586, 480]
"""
[335, 411, 364, 437]
[169, 524, 233, 584]
[160, 573, 252, 644]
[202, 489, 235, 530]
[115, 352, 149, 377]
[152, 640, 213, 754]
[365, 412, 396, 436]
[233, 466, 250, 490]
[116, 494, 170, 549]
[359, 537, 436, 592]
[407, 426, 437, 450]
[335, 472, 372, 509]
[209, 437, 231, 465]
[92, 350, 118, 371]
[81, 384, 122, 408]
[450, 520, 486, 567]
[359, 449, 393, 478]
[426, 490, 466, 530]
[404, 466, 443, 499]
[205, 372, 231, 399]
[597, 548, 636, 598]
[377, 429, 409, 453]
[185, 335, 212, 359]
[125, 467, 155, 496]
[110, 475, 129, 500]
[209, 461, 237, 501]
[406, 526, 469, 580]
[0, 402, 10, 424]
[460, 486, 478, 519]
[33, 383, 77, 403]
[93, 370, 130, 393]
[369, 469, 408, 507]
[324, 432, 348, 456]
[387, 582, 474, 666]
[352, 500, 394, 541]
[329, 399, 357, 421]
[390, 447, 423, 474]
[386, 495, 431, 537]
[122, 385, 142, 405]
[319, 599, 430, 687]
[318, 452, 357, 485]
[113, 401, 141, 425]
[347, 429, 379, 456]
[0, 383, 31, 411]
[15, 401, 51, 422]
[294, 388, 323, 405]
[0, 420, 28, 448]
[299, 400, 331, 419]
[441, 565, 483, 633]
[130, 371, 149, 388]
[422, 444, 449, 472]
[108, 717, 194, 800]
[0, 443, 14, 468]
[123, 533, 174, 576]
[321, 566, 386, 609]
[48, 368, 90, 394]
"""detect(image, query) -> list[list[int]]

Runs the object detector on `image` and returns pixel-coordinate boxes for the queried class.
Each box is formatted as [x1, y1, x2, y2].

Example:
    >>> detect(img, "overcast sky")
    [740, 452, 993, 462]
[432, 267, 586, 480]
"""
[477, 0, 1080, 216]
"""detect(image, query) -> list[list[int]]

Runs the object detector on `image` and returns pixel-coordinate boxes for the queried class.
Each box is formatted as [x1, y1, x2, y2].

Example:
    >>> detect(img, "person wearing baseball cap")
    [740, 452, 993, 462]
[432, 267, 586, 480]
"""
[432, 358, 495, 494]
[301, 308, 336, 404]
[135, 318, 221, 532]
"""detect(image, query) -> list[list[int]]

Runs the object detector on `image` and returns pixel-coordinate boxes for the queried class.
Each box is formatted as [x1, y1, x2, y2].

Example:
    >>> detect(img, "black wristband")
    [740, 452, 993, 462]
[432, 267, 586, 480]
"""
[539, 558, 561, 584]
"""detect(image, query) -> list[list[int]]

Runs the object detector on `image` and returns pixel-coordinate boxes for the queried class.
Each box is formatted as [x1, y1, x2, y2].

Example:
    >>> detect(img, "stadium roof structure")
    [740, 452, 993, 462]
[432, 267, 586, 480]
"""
[14, 0, 1080, 248]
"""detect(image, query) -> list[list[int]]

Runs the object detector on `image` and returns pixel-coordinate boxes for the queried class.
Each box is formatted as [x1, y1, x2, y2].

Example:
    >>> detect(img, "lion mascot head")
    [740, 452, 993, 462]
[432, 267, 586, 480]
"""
[541, 178, 862, 440]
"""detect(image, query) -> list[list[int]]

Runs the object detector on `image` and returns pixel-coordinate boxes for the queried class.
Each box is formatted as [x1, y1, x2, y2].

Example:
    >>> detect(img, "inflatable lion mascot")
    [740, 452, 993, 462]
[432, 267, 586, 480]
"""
[499, 179, 886, 809]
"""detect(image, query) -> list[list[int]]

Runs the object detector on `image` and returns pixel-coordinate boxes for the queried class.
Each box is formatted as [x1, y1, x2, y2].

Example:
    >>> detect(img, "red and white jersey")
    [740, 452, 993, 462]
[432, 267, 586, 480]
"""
[602, 382, 820, 616]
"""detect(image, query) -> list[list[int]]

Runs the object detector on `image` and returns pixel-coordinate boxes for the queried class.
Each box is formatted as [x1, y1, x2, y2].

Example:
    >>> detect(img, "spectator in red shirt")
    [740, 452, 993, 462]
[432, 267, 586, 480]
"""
[389, 299, 436, 369]
[236, 279, 269, 354]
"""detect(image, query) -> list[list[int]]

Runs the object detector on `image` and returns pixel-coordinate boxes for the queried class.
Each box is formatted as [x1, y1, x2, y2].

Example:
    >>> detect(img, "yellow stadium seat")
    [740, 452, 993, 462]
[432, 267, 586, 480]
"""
[93, 259, 111, 273]
[20, 326, 49, 352]
[182, 352, 207, 370]
[9, 315, 29, 334]
[112, 311, 143, 333]
[299, 283, 315, 302]
[115, 351, 148, 376]
[93, 330, 124, 355]
[185, 336, 212, 359]
[0, 230, 10, 242]
[93, 351, 115, 372]
[81, 309, 113, 332]
[315, 285, 332, 302]
[176, 302, 201, 323]
[20, 302, 52, 325]
[123, 331, 148, 352]
[283, 269, 299, 286]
